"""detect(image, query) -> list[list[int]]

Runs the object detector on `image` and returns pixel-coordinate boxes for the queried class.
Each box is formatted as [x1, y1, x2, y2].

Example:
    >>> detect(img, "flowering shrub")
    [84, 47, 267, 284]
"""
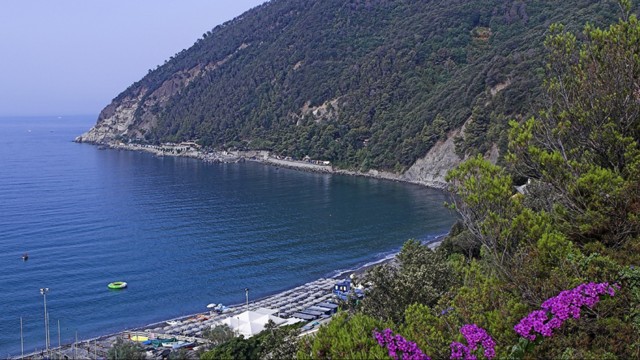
[514, 282, 619, 341]
[373, 328, 431, 360]
[450, 324, 496, 360]
[373, 282, 620, 359]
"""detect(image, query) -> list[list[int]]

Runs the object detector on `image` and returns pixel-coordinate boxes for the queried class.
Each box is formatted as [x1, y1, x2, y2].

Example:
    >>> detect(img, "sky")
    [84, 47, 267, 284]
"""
[0, 0, 267, 117]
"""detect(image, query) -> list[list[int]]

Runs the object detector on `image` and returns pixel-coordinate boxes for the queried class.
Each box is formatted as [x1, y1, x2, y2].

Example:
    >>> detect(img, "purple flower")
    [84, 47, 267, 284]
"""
[373, 328, 431, 360]
[450, 342, 473, 360]
[441, 307, 455, 316]
[514, 282, 619, 341]
[449, 324, 496, 360]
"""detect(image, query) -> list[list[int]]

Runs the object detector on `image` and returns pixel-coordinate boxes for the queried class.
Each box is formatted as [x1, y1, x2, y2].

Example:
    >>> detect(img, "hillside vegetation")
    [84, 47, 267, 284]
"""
[90, 0, 619, 173]
[199, 3, 640, 358]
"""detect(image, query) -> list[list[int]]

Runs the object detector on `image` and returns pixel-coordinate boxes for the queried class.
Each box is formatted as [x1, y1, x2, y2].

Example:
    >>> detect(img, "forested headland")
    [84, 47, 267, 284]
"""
[81, 0, 620, 174]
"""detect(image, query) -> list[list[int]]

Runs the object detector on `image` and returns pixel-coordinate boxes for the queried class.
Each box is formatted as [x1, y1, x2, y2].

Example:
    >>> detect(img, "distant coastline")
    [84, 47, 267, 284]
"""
[78, 140, 449, 190]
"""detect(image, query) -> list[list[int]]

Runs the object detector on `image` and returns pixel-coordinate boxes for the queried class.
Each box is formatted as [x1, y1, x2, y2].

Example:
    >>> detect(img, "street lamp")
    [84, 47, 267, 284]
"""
[245, 288, 249, 311]
[40, 288, 50, 352]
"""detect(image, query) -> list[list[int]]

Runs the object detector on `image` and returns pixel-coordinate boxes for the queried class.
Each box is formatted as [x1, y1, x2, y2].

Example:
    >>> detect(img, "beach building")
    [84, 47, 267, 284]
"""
[332, 279, 364, 301]
[220, 308, 301, 338]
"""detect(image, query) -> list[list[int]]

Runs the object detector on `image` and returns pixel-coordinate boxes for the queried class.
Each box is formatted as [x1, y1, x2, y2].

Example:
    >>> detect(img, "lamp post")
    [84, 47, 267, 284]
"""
[20, 317, 24, 358]
[245, 288, 249, 311]
[39, 288, 49, 352]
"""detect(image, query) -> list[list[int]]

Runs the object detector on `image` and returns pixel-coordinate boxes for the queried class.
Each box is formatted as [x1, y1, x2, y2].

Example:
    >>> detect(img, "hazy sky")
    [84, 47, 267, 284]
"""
[0, 0, 266, 117]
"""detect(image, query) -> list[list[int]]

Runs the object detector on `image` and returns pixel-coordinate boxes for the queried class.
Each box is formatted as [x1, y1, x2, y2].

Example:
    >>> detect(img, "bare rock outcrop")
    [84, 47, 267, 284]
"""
[76, 43, 251, 144]
[401, 127, 463, 189]
[75, 90, 144, 144]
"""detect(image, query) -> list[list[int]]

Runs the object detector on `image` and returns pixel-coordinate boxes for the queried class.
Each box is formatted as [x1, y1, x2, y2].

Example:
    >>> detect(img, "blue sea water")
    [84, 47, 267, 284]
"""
[0, 115, 456, 356]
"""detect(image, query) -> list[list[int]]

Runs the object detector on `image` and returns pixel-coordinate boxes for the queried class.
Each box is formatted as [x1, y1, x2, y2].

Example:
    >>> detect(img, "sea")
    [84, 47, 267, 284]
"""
[0, 115, 457, 357]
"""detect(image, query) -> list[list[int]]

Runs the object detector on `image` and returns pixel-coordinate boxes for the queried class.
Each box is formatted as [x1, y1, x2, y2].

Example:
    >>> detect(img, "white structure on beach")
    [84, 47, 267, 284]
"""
[221, 308, 301, 338]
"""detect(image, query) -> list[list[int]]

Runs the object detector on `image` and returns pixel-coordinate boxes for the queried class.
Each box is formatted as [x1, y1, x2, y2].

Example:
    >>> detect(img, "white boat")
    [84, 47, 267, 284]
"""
[172, 341, 195, 349]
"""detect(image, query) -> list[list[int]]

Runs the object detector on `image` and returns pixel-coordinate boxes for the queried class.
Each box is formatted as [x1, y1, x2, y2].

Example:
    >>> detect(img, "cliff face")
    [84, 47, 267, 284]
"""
[402, 126, 465, 188]
[77, 0, 619, 183]
[77, 63, 208, 144]
[76, 91, 144, 144]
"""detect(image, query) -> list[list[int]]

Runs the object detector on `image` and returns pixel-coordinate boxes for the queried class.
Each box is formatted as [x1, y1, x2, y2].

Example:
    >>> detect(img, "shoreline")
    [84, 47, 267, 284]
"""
[18, 237, 446, 359]
[83, 141, 448, 190]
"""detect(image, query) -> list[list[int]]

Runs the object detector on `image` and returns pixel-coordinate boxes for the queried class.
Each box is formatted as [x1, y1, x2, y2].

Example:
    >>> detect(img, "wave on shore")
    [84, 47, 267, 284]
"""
[328, 232, 448, 279]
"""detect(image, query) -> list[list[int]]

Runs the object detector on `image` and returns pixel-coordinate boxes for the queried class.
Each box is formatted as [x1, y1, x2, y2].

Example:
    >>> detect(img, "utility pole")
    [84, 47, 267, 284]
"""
[20, 317, 24, 358]
[40, 288, 50, 353]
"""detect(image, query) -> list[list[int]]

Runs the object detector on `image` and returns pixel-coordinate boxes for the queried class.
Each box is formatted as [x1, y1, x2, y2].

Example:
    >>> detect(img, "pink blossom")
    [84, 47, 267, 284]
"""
[514, 282, 619, 341]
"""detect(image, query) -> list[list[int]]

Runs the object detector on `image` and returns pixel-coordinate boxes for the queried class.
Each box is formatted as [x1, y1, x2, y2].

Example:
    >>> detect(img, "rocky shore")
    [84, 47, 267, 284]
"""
[80, 140, 451, 190]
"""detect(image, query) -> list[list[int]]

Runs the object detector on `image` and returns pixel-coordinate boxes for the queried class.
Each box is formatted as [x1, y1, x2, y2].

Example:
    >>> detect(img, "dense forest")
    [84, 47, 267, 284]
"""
[95, 0, 620, 172]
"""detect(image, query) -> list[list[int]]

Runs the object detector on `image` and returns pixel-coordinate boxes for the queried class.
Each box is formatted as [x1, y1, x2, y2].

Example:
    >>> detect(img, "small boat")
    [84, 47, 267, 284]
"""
[21, 253, 29, 261]
[162, 339, 178, 347]
[207, 303, 229, 314]
[172, 341, 195, 349]
[108, 281, 127, 290]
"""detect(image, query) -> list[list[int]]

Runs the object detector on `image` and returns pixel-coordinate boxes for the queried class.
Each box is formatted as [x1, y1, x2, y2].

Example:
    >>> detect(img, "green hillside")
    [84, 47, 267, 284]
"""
[110, 0, 618, 172]
[198, 3, 640, 359]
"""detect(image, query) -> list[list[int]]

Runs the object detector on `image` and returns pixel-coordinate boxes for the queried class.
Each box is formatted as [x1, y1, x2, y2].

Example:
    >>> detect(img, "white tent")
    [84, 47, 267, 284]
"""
[221, 308, 289, 338]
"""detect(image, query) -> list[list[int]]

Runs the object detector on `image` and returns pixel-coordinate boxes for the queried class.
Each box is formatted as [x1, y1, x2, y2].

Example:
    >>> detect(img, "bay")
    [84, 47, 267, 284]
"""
[0, 115, 456, 356]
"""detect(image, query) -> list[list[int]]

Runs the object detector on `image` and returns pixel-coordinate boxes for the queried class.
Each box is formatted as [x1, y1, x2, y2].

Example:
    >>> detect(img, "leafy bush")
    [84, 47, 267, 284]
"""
[360, 240, 455, 323]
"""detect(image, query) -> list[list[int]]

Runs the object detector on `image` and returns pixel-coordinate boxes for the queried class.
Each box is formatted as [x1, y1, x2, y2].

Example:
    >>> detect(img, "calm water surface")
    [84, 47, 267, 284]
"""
[0, 116, 456, 356]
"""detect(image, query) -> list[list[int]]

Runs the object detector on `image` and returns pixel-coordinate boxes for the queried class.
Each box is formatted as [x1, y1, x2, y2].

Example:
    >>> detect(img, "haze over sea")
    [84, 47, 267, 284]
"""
[0, 115, 456, 356]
